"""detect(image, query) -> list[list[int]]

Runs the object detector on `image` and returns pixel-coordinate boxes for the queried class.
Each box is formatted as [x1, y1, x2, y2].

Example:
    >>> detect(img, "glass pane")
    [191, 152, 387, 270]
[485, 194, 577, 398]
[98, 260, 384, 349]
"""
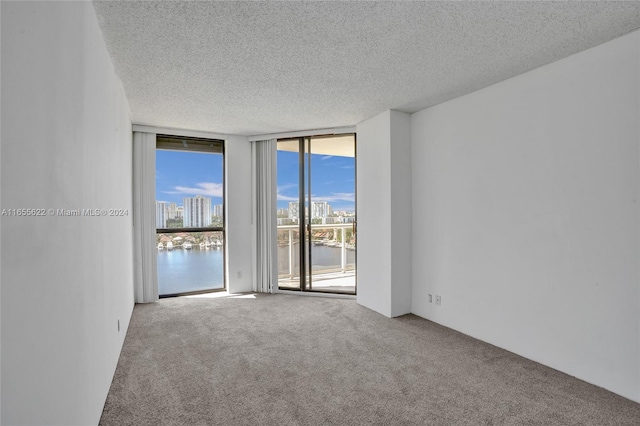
[156, 143, 224, 296]
[308, 135, 356, 293]
[157, 231, 224, 295]
[276, 140, 301, 290]
[156, 149, 223, 230]
[276, 134, 357, 294]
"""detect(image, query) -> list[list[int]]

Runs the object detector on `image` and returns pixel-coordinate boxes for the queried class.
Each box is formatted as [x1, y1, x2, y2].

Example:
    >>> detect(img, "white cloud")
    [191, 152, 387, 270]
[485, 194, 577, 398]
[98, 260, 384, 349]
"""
[167, 182, 223, 198]
[277, 184, 299, 202]
[277, 193, 299, 202]
[313, 192, 355, 202]
[276, 184, 355, 204]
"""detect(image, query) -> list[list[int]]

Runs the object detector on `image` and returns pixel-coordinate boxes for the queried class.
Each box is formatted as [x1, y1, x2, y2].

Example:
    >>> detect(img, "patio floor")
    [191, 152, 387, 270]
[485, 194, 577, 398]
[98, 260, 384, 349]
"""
[278, 270, 356, 294]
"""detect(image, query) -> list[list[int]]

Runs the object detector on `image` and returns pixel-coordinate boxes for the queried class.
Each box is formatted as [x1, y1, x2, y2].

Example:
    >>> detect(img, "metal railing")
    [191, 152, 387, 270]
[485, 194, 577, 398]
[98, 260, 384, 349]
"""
[277, 222, 355, 279]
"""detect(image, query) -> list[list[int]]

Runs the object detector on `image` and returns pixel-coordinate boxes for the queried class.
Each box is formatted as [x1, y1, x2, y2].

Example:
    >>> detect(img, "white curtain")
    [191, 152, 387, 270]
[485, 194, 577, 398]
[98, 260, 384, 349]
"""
[132, 131, 159, 303]
[251, 139, 278, 293]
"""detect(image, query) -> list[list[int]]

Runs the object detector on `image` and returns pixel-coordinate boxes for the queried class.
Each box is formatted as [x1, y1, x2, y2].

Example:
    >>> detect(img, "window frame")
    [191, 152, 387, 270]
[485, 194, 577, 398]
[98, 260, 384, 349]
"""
[155, 134, 226, 297]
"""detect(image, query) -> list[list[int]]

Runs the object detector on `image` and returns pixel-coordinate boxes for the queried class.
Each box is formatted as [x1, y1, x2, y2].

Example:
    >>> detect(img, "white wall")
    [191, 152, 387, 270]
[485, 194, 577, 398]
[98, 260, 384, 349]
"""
[411, 31, 640, 402]
[357, 110, 412, 317]
[225, 136, 254, 293]
[1, 2, 134, 424]
[357, 112, 392, 316]
[389, 111, 412, 316]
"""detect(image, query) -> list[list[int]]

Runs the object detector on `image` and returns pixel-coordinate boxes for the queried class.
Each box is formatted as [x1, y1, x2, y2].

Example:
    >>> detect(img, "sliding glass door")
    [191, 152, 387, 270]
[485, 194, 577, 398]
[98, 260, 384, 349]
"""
[276, 134, 356, 294]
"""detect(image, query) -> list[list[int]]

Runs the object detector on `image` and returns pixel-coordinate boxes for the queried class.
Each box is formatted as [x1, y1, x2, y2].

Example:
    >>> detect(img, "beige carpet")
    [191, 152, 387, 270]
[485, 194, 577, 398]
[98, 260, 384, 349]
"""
[100, 293, 640, 425]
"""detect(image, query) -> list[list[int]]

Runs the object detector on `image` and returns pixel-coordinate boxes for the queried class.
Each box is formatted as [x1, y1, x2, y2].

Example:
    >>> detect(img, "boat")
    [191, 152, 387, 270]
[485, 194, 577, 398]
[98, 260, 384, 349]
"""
[166, 241, 174, 251]
[157, 242, 163, 250]
[183, 242, 192, 250]
[199, 242, 205, 249]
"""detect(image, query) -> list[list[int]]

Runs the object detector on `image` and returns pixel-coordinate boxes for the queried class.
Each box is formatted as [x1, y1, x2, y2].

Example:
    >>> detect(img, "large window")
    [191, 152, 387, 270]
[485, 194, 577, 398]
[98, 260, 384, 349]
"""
[276, 134, 356, 294]
[155, 135, 225, 297]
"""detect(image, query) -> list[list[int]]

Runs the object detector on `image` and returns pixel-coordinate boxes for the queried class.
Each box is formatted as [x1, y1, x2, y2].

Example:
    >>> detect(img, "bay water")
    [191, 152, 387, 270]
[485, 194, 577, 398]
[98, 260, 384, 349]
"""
[157, 244, 355, 295]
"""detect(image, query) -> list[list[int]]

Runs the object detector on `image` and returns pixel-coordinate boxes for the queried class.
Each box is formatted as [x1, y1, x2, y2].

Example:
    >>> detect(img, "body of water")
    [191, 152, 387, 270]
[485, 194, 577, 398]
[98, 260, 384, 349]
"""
[277, 243, 356, 274]
[157, 248, 224, 295]
[157, 244, 355, 295]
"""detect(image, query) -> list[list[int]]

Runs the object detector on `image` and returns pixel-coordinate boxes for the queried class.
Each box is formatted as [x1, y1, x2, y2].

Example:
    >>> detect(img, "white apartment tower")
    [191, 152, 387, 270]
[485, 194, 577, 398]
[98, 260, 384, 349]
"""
[166, 202, 178, 220]
[311, 201, 332, 219]
[183, 195, 212, 227]
[213, 204, 224, 218]
[288, 201, 299, 220]
[156, 201, 168, 228]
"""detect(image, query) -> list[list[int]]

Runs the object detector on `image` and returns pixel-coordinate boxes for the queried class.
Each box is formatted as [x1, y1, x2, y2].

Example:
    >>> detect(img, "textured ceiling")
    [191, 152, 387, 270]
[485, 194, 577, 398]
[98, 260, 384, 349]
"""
[92, 1, 640, 136]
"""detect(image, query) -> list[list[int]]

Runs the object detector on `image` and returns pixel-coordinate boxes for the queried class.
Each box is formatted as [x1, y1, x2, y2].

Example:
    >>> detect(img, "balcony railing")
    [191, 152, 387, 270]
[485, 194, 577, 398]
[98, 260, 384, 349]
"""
[277, 223, 355, 293]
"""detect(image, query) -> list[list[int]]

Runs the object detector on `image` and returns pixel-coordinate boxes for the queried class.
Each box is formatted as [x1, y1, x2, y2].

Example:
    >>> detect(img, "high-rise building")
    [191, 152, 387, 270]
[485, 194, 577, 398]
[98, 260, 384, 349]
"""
[166, 202, 178, 220]
[213, 204, 224, 218]
[156, 201, 168, 228]
[288, 202, 299, 220]
[311, 201, 332, 219]
[183, 195, 212, 227]
[288, 202, 332, 221]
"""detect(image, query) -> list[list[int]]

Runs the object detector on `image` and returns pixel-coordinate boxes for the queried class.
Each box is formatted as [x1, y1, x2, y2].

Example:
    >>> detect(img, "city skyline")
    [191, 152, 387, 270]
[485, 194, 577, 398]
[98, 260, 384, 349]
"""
[276, 150, 356, 212]
[155, 197, 223, 229]
[156, 148, 356, 213]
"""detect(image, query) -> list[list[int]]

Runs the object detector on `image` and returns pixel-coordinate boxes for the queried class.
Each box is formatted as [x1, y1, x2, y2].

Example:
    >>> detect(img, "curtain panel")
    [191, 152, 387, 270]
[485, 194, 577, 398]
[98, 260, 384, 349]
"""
[251, 139, 278, 293]
[133, 131, 159, 303]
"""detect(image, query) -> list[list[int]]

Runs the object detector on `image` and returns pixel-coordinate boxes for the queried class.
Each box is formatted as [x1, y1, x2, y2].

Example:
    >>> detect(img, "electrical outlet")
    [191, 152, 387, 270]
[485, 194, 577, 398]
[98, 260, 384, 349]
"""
[435, 295, 441, 306]
[428, 294, 433, 303]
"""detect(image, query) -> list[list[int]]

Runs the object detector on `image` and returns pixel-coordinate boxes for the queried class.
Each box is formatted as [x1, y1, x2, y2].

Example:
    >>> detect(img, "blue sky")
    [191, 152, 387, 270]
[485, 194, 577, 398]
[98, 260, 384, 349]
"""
[156, 149, 355, 212]
[277, 151, 355, 212]
[156, 150, 224, 205]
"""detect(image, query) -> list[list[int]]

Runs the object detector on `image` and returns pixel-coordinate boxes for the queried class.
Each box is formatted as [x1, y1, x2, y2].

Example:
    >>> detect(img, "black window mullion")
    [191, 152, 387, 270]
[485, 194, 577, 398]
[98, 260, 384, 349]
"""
[157, 227, 223, 234]
[298, 137, 306, 291]
[306, 137, 313, 291]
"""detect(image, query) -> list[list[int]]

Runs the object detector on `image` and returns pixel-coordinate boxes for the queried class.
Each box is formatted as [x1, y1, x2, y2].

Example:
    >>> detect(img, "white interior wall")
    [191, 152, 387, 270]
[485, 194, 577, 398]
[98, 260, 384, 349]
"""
[357, 111, 393, 316]
[225, 135, 254, 293]
[1, 2, 134, 424]
[389, 111, 412, 317]
[356, 110, 412, 317]
[411, 31, 640, 402]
